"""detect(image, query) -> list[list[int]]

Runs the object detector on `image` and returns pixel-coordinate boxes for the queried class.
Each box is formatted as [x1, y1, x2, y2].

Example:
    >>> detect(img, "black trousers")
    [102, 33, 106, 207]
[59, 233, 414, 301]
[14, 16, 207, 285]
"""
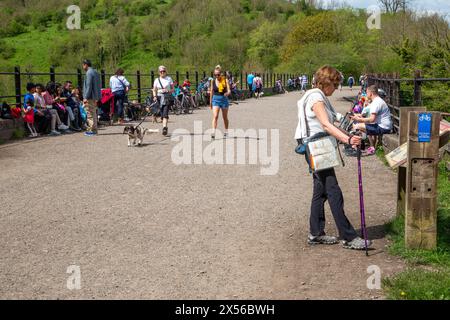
[310, 168, 358, 241]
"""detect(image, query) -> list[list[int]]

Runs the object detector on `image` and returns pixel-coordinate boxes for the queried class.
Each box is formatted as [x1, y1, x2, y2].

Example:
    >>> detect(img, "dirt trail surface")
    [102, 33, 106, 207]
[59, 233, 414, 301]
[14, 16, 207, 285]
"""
[0, 88, 404, 299]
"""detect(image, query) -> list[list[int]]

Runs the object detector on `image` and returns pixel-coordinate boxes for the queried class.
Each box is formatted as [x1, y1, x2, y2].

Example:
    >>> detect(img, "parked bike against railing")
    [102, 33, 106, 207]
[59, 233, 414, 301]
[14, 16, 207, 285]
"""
[229, 82, 245, 103]
[174, 88, 194, 115]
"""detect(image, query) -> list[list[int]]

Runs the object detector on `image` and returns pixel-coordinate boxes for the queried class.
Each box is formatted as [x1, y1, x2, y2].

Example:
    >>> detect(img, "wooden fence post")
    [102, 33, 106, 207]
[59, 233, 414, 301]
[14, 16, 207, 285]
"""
[405, 111, 440, 249]
[136, 70, 141, 103]
[397, 107, 426, 216]
[176, 71, 180, 85]
[14, 66, 21, 107]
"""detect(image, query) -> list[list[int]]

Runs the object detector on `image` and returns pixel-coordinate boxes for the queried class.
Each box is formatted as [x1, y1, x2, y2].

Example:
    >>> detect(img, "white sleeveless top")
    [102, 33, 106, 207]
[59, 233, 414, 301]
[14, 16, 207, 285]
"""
[294, 88, 337, 140]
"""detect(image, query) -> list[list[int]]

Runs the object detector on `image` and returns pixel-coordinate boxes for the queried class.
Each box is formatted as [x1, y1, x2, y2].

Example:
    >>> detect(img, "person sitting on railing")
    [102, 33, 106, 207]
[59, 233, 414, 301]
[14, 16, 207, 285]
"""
[351, 85, 393, 155]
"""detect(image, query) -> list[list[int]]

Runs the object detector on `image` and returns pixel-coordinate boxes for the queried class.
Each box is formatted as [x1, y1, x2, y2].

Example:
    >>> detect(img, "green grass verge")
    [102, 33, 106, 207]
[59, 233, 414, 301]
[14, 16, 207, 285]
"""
[383, 268, 450, 300]
[381, 147, 450, 300]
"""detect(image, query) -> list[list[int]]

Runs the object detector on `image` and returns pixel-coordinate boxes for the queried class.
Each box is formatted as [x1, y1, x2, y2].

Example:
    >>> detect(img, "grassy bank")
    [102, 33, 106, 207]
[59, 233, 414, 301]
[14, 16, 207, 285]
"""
[380, 147, 450, 300]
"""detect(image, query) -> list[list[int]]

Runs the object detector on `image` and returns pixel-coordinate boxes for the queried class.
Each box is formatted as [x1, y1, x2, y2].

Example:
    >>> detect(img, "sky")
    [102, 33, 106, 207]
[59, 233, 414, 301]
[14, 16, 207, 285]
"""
[323, 0, 450, 17]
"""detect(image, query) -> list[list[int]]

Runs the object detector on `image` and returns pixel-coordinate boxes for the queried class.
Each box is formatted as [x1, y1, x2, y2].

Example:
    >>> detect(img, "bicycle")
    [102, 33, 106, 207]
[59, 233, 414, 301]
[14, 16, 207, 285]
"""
[174, 89, 194, 115]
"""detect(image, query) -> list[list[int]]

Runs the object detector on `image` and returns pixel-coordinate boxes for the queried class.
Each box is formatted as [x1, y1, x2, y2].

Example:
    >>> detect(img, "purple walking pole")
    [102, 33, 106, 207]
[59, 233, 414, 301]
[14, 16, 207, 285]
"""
[357, 146, 369, 256]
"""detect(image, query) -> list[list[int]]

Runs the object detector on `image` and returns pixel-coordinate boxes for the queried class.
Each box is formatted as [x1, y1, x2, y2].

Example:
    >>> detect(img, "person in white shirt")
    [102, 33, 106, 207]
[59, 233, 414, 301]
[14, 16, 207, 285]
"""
[152, 65, 174, 136]
[110, 68, 130, 124]
[352, 85, 393, 155]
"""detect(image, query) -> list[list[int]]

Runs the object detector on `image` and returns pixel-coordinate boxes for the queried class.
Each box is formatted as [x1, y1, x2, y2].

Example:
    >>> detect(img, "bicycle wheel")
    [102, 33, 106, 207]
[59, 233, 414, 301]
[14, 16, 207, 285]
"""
[183, 98, 193, 114]
[174, 99, 182, 115]
[193, 93, 200, 109]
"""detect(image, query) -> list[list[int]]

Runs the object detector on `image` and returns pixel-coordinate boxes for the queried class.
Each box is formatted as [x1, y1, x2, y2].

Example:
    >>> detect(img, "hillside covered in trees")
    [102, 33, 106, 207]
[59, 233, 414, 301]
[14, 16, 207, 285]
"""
[0, 0, 449, 85]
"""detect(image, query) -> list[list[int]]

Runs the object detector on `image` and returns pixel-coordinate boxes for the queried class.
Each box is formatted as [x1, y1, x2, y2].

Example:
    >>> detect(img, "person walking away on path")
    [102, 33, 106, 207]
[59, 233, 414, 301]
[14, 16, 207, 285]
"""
[110, 68, 130, 124]
[209, 65, 231, 139]
[339, 72, 344, 91]
[82, 59, 102, 136]
[23, 82, 38, 137]
[247, 72, 255, 98]
[152, 65, 174, 136]
[301, 74, 308, 92]
[295, 65, 372, 250]
[252, 73, 263, 99]
[348, 75, 355, 91]
[351, 85, 393, 155]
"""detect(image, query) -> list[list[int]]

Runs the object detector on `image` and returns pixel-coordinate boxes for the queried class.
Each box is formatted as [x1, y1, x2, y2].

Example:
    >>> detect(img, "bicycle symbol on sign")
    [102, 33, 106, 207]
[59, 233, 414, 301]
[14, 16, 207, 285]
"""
[419, 114, 431, 122]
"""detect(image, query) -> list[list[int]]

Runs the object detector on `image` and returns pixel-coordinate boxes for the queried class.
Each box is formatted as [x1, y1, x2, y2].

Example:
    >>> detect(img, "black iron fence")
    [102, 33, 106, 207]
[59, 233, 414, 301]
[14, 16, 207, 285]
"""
[0, 66, 298, 106]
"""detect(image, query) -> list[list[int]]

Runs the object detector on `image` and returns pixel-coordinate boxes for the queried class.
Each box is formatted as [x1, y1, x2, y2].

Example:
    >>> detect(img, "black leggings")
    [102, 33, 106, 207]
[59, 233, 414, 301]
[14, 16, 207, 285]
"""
[310, 168, 358, 242]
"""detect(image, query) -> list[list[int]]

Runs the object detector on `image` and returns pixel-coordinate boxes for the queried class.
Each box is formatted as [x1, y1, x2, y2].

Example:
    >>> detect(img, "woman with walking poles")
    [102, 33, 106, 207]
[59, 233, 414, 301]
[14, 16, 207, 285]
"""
[209, 65, 231, 139]
[294, 65, 372, 250]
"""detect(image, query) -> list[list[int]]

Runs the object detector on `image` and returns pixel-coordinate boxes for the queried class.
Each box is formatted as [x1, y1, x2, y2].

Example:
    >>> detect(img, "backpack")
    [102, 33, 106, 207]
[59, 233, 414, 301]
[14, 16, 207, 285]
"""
[1, 102, 12, 119]
[255, 78, 262, 89]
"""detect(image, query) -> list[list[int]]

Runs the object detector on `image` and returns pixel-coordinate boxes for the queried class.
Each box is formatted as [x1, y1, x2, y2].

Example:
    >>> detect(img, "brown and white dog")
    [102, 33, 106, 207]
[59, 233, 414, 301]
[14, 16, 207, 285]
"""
[123, 125, 159, 147]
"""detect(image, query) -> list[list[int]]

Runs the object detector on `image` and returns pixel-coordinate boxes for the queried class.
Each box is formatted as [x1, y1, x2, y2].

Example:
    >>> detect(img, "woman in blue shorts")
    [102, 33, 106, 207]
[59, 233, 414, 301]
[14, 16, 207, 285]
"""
[209, 65, 231, 139]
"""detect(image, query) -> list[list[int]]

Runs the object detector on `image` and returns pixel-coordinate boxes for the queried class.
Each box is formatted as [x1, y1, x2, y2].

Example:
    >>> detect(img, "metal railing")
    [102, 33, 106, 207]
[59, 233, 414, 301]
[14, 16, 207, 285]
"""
[367, 71, 450, 134]
[0, 67, 298, 106]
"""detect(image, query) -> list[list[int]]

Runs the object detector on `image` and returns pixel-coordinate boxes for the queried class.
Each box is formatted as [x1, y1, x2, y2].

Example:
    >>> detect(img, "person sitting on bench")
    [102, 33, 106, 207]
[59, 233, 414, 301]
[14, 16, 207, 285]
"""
[351, 85, 393, 155]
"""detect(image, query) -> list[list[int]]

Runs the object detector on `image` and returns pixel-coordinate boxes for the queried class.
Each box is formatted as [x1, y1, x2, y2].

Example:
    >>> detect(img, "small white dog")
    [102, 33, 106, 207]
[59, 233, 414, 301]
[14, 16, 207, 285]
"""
[123, 125, 159, 147]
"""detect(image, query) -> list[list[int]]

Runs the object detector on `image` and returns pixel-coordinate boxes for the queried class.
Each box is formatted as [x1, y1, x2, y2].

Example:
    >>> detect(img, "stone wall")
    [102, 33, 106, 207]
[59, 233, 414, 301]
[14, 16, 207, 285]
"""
[0, 118, 24, 141]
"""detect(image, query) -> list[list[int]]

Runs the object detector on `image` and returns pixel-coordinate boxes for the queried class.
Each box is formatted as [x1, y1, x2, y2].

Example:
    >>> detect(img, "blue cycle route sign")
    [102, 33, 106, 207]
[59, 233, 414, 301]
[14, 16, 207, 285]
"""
[418, 113, 432, 143]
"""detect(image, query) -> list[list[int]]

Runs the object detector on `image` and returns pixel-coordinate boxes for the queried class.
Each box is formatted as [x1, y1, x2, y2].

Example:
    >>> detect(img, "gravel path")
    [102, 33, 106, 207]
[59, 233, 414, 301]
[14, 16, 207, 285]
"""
[0, 88, 404, 299]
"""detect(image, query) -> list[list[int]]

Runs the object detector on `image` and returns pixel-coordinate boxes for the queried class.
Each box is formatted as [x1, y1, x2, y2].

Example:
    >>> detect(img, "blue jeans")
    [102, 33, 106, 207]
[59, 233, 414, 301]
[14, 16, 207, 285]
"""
[113, 91, 126, 119]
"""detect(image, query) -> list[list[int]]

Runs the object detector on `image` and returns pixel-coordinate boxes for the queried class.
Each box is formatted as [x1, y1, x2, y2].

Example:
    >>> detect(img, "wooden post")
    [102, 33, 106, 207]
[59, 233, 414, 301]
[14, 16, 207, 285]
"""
[14, 66, 21, 107]
[176, 71, 179, 85]
[136, 70, 142, 103]
[405, 111, 440, 249]
[151, 70, 155, 88]
[397, 107, 426, 216]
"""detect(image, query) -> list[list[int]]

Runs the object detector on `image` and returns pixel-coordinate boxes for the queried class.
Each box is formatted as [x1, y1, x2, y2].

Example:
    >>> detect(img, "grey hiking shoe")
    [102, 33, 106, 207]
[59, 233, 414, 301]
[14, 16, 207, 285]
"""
[308, 234, 339, 245]
[342, 237, 372, 250]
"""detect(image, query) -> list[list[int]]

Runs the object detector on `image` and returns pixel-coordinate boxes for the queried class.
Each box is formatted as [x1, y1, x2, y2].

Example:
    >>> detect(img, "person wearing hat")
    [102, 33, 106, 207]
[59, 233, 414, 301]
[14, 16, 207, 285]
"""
[152, 66, 174, 136]
[82, 59, 102, 136]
